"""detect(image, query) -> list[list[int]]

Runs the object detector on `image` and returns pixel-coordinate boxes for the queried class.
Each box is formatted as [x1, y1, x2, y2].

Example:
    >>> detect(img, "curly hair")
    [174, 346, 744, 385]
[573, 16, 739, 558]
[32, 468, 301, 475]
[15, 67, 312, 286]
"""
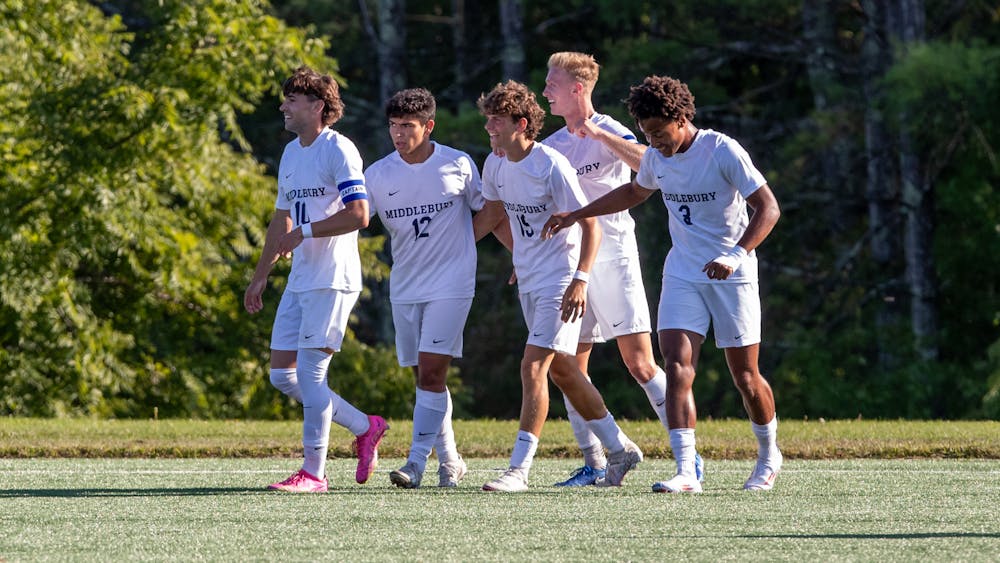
[625, 75, 696, 124]
[476, 80, 546, 141]
[385, 88, 436, 122]
[282, 66, 345, 126]
[547, 51, 599, 91]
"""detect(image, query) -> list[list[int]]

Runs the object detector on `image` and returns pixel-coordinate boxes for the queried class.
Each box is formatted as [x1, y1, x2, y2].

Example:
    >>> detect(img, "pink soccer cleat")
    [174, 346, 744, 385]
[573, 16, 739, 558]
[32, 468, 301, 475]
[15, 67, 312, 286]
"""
[353, 415, 389, 484]
[267, 469, 328, 493]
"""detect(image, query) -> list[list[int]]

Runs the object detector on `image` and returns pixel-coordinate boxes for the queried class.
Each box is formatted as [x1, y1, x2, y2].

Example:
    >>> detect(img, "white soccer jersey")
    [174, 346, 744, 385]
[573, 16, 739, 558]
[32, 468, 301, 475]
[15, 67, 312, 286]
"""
[542, 113, 640, 263]
[635, 129, 767, 283]
[366, 142, 485, 303]
[276, 127, 366, 292]
[481, 143, 589, 293]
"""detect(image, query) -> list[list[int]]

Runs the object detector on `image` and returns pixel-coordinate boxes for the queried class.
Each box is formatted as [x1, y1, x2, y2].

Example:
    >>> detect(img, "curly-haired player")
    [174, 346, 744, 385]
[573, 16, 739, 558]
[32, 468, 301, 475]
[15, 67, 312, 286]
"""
[475, 80, 644, 492]
[544, 75, 783, 493]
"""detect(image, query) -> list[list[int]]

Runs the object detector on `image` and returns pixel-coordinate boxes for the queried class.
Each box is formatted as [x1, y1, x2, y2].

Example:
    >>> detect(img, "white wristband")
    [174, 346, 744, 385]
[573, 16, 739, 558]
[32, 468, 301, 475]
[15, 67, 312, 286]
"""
[301, 223, 313, 239]
[572, 270, 590, 283]
[713, 245, 747, 269]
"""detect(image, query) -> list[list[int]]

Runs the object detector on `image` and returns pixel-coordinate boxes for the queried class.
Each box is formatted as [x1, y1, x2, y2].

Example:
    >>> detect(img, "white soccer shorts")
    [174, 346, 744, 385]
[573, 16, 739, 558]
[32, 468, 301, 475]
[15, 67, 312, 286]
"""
[391, 298, 473, 367]
[580, 256, 652, 343]
[270, 288, 360, 352]
[657, 277, 761, 348]
[519, 283, 584, 356]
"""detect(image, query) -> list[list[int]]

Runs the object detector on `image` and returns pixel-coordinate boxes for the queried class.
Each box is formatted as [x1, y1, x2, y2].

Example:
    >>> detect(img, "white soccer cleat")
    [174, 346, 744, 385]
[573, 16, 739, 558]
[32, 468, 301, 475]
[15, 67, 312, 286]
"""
[743, 451, 783, 491]
[482, 467, 528, 492]
[600, 440, 644, 486]
[652, 473, 703, 493]
[389, 462, 422, 489]
[437, 457, 468, 488]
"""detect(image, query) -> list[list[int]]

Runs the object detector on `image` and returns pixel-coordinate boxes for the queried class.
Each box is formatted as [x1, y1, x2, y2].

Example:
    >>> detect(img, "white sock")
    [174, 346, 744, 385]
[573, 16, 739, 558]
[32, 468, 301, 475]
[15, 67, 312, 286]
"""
[433, 389, 460, 465]
[329, 389, 369, 436]
[639, 369, 670, 430]
[585, 412, 627, 454]
[303, 445, 327, 479]
[669, 428, 697, 477]
[269, 368, 302, 402]
[510, 430, 539, 474]
[581, 443, 606, 470]
[564, 392, 602, 452]
[296, 348, 333, 476]
[409, 388, 448, 471]
[751, 416, 779, 461]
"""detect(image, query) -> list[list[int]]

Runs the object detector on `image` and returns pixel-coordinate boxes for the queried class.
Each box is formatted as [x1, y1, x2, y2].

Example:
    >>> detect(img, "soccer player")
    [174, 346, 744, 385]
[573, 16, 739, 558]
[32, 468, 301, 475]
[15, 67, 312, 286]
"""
[366, 87, 504, 488]
[540, 52, 703, 487]
[244, 66, 388, 493]
[475, 80, 643, 492]
[543, 75, 783, 493]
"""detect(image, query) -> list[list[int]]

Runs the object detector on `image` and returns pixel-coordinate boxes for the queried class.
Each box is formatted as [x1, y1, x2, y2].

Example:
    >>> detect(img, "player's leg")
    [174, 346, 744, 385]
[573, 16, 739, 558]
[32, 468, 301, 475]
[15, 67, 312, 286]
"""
[305, 289, 387, 485]
[651, 277, 710, 493]
[710, 282, 781, 490]
[415, 298, 472, 487]
[483, 289, 566, 492]
[553, 342, 607, 486]
[482, 343, 555, 492]
[549, 353, 643, 486]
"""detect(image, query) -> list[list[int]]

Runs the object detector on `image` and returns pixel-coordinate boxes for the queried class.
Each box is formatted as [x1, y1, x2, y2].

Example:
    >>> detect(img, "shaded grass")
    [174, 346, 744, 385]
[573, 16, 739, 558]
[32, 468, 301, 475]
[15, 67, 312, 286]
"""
[1, 457, 998, 562]
[1, 418, 998, 459]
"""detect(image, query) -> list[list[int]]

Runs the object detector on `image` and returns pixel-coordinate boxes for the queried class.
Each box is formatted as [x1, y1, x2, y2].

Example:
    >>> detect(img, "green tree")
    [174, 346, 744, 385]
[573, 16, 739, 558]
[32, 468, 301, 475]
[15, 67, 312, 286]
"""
[0, 0, 414, 418]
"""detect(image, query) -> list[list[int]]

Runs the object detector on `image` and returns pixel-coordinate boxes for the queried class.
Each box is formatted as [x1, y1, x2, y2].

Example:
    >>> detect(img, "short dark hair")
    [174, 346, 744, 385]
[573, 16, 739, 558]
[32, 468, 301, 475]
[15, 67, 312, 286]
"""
[282, 66, 344, 126]
[476, 80, 546, 140]
[625, 75, 696, 124]
[385, 88, 436, 122]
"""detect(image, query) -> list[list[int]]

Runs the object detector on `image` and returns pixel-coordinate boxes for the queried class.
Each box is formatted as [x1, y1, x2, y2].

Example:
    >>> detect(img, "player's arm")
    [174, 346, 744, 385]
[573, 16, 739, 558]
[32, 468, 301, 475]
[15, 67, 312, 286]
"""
[244, 208, 292, 314]
[574, 119, 646, 172]
[542, 178, 655, 240]
[560, 215, 600, 323]
[277, 198, 370, 256]
[473, 199, 513, 250]
[703, 184, 781, 281]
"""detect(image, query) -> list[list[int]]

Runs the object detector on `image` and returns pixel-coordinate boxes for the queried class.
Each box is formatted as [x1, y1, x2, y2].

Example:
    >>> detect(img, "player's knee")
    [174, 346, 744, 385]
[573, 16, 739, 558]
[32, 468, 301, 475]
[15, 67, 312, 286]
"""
[663, 360, 695, 386]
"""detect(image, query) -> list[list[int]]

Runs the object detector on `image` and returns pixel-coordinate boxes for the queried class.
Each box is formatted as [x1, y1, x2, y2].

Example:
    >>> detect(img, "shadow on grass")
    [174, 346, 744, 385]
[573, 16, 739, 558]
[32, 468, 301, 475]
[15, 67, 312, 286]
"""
[0, 487, 263, 498]
[739, 533, 1000, 539]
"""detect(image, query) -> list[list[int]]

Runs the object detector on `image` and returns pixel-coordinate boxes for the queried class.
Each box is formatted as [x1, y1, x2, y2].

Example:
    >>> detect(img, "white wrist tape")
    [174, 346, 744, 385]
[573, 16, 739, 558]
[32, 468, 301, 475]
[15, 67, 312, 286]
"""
[301, 223, 313, 239]
[714, 245, 747, 270]
[572, 270, 590, 283]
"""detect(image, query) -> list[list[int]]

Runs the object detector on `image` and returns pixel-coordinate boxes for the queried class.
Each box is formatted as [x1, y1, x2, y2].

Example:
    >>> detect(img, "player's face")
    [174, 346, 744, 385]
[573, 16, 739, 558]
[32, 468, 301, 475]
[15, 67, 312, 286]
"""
[484, 114, 521, 152]
[542, 66, 578, 117]
[279, 93, 322, 136]
[388, 115, 433, 159]
[639, 116, 689, 158]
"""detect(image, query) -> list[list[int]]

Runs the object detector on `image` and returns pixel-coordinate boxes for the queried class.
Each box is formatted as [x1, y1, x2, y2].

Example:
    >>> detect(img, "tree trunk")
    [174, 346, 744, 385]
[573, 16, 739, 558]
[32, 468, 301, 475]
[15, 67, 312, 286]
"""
[891, 0, 937, 362]
[498, 0, 526, 82]
[860, 0, 903, 370]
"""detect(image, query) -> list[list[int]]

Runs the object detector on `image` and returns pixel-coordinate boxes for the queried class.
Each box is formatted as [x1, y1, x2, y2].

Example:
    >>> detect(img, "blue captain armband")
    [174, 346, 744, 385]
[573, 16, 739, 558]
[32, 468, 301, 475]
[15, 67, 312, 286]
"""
[338, 179, 368, 203]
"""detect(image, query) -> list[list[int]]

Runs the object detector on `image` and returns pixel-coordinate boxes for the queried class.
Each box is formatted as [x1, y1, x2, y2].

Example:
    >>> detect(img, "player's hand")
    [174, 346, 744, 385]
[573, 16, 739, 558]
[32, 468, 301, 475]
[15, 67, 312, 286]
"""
[560, 279, 587, 322]
[703, 246, 747, 280]
[570, 117, 603, 140]
[244, 278, 267, 314]
[508, 268, 518, 285]
[277, 228, 305, 256]
[542, 212, 577, 240]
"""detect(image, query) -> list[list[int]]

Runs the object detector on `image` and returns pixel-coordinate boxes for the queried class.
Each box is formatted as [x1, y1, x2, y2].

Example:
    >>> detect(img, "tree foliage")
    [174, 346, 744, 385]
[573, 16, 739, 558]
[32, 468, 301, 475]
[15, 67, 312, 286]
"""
[0, 0, 412, 418]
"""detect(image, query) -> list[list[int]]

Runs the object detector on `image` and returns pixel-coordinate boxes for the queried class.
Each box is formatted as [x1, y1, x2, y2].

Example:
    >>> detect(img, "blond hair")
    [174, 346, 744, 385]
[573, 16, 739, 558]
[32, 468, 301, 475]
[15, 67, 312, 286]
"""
[547, 52, 600, 92]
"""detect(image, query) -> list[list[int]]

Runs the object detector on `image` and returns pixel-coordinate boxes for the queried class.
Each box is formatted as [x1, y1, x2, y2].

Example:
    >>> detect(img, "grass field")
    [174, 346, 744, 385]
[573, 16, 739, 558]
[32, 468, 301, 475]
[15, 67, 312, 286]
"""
[1, 419, 999, 561]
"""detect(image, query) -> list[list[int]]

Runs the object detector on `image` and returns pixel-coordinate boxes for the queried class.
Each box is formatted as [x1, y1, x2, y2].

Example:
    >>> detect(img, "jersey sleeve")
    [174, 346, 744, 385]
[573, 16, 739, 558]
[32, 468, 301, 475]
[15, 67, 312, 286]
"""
[549, 155, 588, 213]
[480, 153, 501, 201]
[634, 149, 659, 191]
[362, 162, 380, 216]
[715, 137, 767, 198]
[461, 153, 486, 212]
[328, 140, 368, 204]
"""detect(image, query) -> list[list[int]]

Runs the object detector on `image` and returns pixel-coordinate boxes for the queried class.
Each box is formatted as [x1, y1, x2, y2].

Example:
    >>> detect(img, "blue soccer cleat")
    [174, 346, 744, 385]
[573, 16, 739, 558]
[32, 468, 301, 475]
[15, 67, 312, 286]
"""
[554, 465, 606, 487]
